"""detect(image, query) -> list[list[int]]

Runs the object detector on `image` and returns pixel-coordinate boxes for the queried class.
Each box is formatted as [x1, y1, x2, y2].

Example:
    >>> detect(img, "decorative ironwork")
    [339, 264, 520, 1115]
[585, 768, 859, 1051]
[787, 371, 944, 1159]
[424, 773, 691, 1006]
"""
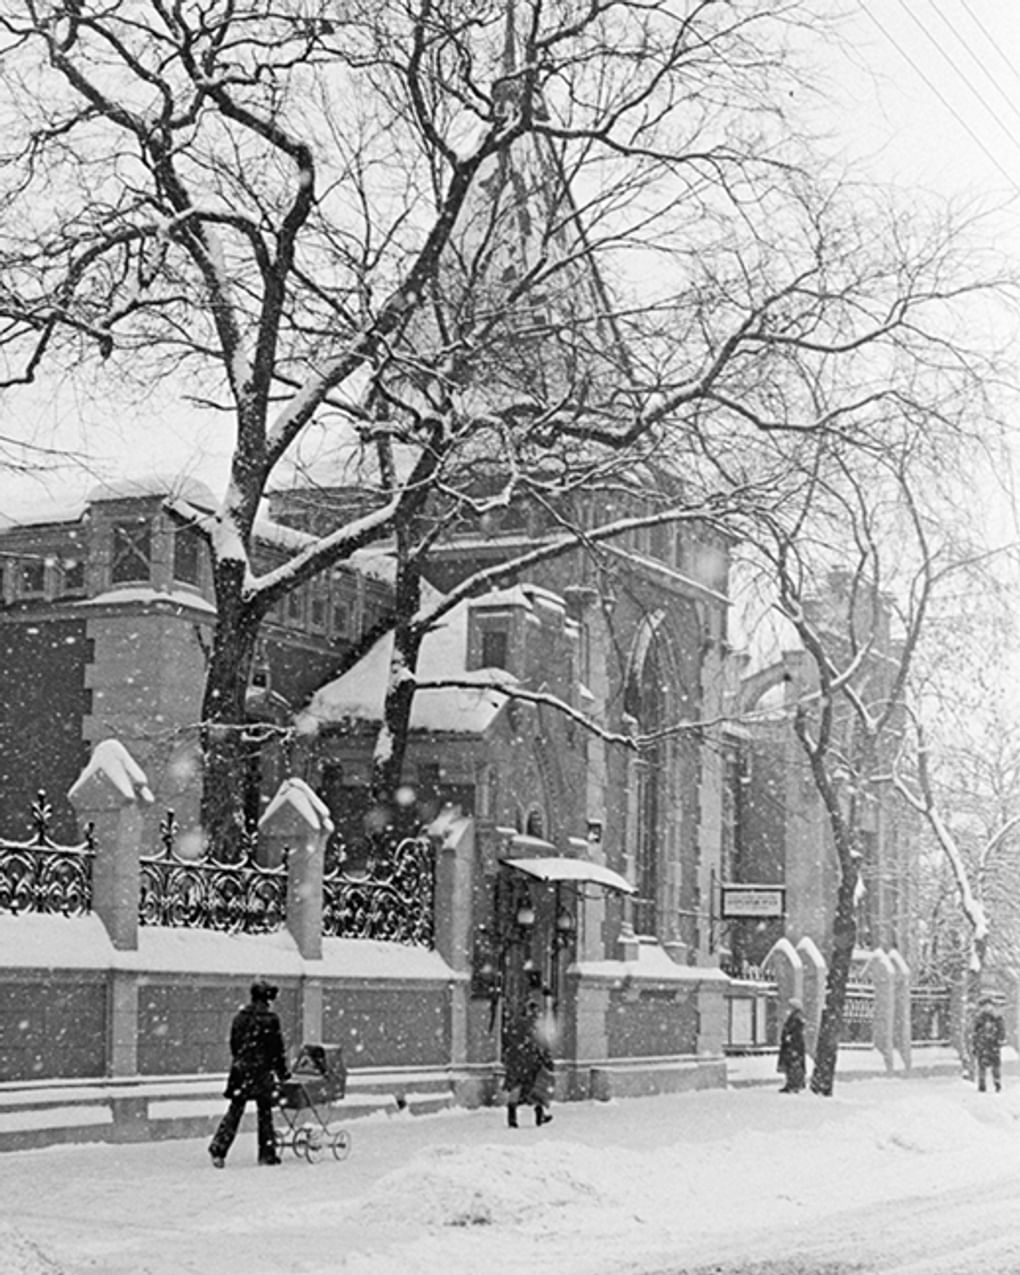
[139, 810, 287, 934]
[321, 832, 435, 946]
[910, 986, 952, 1043]
[841, 981, 876, 1043]
[0, 790, 95, 917]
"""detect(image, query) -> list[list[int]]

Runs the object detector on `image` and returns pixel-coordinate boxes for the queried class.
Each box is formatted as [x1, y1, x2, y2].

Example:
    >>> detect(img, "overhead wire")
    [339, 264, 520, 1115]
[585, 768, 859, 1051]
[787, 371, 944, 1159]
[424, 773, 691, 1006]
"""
[927, 0, 1020, 133]
[860, 1, 1020, 196]
[959, 0, 1020, 109]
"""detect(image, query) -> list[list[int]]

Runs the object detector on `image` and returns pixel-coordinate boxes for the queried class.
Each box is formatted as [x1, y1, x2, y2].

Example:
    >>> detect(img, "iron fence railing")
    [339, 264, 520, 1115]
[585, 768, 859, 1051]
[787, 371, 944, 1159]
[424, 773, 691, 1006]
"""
[0, 792, 95, 918]
[910, 986, 952, 1043]
[322, 833, 435, 946]
[841, 981, 875, 1043]
[139, 813, 287, 935]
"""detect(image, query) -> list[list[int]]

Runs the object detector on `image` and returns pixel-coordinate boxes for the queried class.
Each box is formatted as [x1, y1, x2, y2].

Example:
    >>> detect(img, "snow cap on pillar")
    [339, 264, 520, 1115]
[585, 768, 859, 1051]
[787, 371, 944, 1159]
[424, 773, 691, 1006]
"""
[259, 777, 334, 844]
[69, 739, 154, 808]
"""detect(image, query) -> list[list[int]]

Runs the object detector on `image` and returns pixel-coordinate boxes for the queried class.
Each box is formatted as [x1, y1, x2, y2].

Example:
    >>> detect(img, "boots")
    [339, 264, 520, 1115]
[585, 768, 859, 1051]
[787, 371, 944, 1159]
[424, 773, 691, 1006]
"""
[507, 1103, 518, 1128]
[534, 1105, 552, 1126]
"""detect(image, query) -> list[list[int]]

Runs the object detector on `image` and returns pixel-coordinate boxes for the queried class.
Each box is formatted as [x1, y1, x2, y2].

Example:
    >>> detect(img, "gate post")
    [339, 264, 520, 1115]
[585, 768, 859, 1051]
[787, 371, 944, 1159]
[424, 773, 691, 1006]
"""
[259, 778, 329, 961]
[68, 739, 152, 952]
[68, 740, 153, 1078]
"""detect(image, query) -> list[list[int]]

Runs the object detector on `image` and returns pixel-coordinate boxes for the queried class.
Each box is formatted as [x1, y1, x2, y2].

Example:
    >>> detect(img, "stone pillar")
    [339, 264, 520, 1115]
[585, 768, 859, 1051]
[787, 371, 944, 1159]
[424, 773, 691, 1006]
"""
[889, 948, 912, 1071]
[429, 809, 475, 1070]
[68, 740, 153, 1079]
[696, 972, 729, 1056]
[68, 739, 153, 953]
[796, 936, 827, 1058]
[1001, 969, 1020, 1052]
[258, 778, 329, 963]
[764, 936, 804, 1018]
[864, 949, 895, 1071]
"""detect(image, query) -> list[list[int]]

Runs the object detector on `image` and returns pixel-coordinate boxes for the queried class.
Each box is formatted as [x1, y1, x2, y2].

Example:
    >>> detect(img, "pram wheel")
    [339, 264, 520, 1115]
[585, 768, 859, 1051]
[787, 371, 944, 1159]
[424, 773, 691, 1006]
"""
[294, 1123, 324, 1163]
[331, 1128, 352, 1161]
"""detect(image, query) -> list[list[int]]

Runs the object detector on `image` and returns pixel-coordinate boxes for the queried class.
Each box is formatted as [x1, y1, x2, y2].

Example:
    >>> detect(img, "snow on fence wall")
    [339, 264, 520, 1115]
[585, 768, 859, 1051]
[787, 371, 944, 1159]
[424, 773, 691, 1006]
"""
[0, 791, 435, 947]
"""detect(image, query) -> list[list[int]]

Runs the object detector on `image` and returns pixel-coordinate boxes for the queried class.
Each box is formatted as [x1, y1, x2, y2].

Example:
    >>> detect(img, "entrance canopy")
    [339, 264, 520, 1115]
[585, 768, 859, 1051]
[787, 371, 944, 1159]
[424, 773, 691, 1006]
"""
[500, 856, 636, 894]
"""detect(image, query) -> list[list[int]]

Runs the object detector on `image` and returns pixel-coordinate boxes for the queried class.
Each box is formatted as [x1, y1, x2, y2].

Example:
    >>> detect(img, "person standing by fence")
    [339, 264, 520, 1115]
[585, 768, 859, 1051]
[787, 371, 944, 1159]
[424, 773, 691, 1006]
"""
[777, 998, 807, 1093]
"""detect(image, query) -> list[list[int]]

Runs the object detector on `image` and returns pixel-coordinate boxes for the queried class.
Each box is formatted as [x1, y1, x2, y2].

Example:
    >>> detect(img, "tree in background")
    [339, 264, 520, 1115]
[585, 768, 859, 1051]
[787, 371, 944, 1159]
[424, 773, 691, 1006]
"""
[731, 371, 1012, 1092]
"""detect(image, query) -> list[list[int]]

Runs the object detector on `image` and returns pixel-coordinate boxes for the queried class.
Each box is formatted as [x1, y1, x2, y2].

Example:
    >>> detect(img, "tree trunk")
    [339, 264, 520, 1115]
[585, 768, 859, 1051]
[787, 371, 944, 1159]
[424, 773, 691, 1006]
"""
[369, 552, 424, 843]
[959, 934, 987, 1080]
[810, 864, 858, 1095]
[200, 559, 260, 861]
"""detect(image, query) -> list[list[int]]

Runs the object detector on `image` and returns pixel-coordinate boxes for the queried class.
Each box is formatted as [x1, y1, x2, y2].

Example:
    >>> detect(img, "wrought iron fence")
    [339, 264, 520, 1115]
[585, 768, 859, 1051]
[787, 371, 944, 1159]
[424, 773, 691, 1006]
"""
[139, 812, 287, 935]
[910, 986, 952, 1043]
[0, 791, 95, 918]
[322, 832, 435, 946]
[842, 981, 875, 1043]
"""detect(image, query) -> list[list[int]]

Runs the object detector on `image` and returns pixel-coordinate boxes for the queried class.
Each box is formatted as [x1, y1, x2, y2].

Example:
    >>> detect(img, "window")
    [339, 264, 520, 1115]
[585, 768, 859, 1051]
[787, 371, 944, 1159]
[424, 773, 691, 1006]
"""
[60, 558, 86, 596]
[309, 582, 328, 633]
[331, 599, 349, 639]
[173, 525, 203, 586]
[286, 586, 305, 627]
[19, 557, 46, 597]
[481, 628, 509, 669]
[112, 521, 151, 584]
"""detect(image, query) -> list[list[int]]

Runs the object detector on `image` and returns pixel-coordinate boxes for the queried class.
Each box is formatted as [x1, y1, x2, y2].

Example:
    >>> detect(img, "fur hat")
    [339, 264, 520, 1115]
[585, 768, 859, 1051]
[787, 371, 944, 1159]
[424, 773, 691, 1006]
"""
[250, 979, 279, 1003]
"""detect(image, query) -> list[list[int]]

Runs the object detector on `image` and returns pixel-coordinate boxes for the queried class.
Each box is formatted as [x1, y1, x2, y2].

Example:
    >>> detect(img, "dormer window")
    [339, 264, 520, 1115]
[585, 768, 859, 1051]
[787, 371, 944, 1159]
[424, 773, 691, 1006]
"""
[481, 628, 509, 670]
[112, 520, 151, 584]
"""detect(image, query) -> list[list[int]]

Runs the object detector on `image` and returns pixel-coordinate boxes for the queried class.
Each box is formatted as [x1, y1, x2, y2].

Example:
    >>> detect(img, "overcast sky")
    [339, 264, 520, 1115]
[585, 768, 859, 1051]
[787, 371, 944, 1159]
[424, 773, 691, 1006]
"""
[4, 1, 1020, 518]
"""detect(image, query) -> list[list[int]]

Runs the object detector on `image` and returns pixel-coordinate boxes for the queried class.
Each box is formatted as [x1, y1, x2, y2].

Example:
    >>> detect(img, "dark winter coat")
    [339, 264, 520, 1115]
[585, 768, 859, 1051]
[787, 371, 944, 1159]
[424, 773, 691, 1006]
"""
[224, 1001, 289, 1101]
[972, 1006, 1006, 1064]
[503, 1008, 554, 1103]
[777, 1007, 806, 1082]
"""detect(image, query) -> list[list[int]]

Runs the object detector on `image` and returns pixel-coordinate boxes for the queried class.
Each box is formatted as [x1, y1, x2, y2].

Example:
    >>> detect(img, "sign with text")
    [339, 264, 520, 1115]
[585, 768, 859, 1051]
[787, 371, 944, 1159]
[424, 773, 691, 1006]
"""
[720, 883, 786, 919]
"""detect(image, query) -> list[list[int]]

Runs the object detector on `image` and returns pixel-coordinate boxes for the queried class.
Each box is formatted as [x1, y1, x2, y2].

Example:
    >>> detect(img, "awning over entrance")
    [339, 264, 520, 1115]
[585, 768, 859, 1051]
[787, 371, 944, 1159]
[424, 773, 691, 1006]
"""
[500, 856, 636, 894]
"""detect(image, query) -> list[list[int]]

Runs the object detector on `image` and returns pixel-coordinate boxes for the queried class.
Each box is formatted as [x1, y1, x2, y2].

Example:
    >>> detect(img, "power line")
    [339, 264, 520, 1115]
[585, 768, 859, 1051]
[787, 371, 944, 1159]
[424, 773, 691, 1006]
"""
[861, 2, 1020, 196]
[890, 0, 1020, 169]
[959, 0, 1020, 110]
[927, 0, 1020, 133]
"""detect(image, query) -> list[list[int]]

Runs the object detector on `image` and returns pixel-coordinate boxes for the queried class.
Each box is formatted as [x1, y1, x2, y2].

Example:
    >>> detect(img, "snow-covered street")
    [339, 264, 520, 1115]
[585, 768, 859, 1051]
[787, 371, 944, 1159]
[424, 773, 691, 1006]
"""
[4, 1071, 1020, 1275]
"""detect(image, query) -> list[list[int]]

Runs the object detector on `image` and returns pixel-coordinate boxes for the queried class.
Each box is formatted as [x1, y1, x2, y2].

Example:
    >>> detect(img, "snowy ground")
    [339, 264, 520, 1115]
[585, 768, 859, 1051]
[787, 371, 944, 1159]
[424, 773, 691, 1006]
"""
[3, 1070, 1020, 1275]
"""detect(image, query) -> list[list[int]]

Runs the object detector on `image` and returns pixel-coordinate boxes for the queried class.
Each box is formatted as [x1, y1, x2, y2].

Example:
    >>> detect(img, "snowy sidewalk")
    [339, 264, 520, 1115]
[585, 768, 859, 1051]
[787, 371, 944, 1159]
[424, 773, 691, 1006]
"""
[5, 1068, 1020, 1275]
[725, 1042, 972, 1087]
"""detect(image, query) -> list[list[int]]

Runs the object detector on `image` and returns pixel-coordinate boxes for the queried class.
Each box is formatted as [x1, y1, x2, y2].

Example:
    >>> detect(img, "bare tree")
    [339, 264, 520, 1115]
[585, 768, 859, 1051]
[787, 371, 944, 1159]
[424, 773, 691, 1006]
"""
[732, 370, 1012, 1092]
[0, 1, 1009, 851]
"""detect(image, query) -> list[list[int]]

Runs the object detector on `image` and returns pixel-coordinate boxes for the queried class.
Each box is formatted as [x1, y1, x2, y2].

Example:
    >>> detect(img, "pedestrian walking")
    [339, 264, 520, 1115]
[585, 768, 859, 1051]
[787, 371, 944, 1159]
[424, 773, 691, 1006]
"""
[971, 995, 1005, 1094]
[777, 998, 807, 1093]
[503, 998, 555, 1127]
[209, 979, 290, 1167]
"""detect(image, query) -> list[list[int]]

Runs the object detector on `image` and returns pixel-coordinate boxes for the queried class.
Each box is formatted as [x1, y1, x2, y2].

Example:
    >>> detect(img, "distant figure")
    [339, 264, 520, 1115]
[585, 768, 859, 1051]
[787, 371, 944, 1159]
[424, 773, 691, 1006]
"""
[777, 998, 807, 1093]
[209, 979, 290, 1167]
[971, 996, 1006, 1094]
[503, 999, 555, 1128]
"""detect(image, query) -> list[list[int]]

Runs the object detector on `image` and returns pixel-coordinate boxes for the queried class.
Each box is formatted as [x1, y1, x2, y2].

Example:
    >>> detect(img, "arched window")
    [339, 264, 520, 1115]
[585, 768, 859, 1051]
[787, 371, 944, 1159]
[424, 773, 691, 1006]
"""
[625, 621, 668, 936]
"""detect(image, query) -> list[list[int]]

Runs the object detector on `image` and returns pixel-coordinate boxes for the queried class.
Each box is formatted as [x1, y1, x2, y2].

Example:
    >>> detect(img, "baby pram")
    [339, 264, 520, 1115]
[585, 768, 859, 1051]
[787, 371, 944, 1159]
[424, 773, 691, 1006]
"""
[273, 1043, 351, 1162]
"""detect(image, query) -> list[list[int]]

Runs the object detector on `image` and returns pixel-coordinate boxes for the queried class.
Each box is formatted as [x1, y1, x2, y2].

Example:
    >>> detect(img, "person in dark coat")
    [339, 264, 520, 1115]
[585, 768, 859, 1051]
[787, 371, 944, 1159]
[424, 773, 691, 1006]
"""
[777, 998, 807, 1093]
[209, 979, 290, 1167]
[972, 995, 1006, 1093]
[503, 999, 555, 1127]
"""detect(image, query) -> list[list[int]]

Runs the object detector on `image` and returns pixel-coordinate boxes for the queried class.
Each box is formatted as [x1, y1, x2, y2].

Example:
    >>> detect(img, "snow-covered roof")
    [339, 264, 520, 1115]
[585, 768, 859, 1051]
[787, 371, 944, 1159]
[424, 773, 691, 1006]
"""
[86, 475, 217, 507]
[76, 587, 217, 614]
[297, 597, 515, 737]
